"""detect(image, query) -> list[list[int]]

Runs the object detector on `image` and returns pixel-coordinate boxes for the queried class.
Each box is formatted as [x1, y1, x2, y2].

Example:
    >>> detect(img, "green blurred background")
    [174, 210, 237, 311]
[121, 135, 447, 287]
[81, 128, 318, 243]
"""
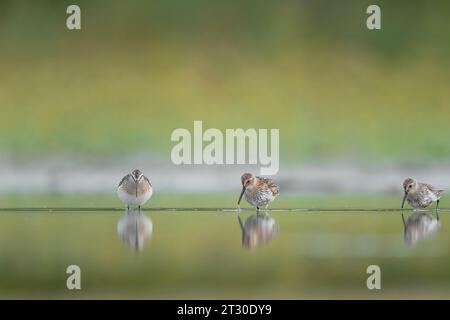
[1, 0, 449, 160]
[0, 0, 450, 300]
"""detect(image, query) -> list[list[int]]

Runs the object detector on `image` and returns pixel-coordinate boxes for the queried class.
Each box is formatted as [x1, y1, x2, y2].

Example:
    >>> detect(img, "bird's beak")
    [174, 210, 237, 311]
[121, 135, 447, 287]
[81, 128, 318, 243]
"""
[237, 215, 244, 232]
[401, 192, 408, 209]
[238, 186, 246, 205]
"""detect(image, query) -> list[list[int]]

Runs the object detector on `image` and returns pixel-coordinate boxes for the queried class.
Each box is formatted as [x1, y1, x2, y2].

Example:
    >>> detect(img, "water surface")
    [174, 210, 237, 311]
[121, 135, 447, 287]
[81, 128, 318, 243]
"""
[0, 206, 449, 299]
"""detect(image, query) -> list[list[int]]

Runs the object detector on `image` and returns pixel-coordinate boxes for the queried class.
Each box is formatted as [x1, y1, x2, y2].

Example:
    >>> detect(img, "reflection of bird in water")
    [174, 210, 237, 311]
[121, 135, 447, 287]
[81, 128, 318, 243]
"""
[402, 212, 441, 246]
[117, 210, 153, 251]
[238, 213, 279, 249]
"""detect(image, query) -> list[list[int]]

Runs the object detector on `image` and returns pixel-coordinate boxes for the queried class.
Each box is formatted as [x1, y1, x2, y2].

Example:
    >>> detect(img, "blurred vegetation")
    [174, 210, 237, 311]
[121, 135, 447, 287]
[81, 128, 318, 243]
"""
[0, 1, 449, 161]
[1, 2, 449, 298]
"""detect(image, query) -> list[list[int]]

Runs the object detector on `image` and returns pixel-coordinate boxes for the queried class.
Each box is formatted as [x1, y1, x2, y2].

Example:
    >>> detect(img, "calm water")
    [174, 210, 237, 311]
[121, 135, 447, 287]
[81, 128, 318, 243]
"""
[0, 208, 449, 299]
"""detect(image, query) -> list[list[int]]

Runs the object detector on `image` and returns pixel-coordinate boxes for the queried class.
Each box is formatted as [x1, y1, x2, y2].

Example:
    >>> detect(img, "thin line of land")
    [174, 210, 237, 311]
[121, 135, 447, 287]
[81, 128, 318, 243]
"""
[0, 207, 447, 213]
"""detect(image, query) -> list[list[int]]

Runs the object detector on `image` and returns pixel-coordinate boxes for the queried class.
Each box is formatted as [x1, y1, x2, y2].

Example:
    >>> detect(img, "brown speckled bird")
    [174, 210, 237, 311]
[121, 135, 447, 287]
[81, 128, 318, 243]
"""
[117, 169, 153, 210]
[402, 212, 441, 246]
[117, 209, 153, 251]
[238, 213, 279, 249]
[237, 173, 279, 211]
[402, 178, 443, 211]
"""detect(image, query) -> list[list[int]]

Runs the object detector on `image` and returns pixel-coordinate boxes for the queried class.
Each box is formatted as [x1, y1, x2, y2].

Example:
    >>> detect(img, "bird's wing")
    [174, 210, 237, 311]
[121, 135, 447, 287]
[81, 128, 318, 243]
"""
[118, 174, 131, 188]
[269, 183, 280, 196]
[256, 176, 270, 183]
[257, 176, 280, 196]
[143, 176, 152, 187]
[423, 183, 443, 199]
[424, 183, 441, 194]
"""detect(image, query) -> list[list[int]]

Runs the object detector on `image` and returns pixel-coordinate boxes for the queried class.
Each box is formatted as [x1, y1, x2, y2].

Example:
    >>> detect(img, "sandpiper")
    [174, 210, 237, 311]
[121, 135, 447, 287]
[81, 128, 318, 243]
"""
[117, 169, 153, 210]
[237, 173, 279, 211]
[117, 209, 153, 251]
[238, 213, 279, 249]
[401, 178, 443, 211]
[402, 212, 441, 246]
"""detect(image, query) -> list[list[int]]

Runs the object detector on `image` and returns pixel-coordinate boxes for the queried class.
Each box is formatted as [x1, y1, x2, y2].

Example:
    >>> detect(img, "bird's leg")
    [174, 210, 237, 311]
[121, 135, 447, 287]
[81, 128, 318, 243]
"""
[256, 206, 260, 214]
[436, 200, 440, 219]
[127, 205, 130, 211]
[138, 205, 141, 212]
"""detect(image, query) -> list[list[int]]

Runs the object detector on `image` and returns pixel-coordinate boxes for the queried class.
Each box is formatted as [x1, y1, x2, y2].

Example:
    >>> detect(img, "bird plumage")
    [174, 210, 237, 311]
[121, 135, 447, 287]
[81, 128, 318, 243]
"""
[238, 173, 279, 209]
[402, 178, 443, 209]
[117, 169, 153, 208]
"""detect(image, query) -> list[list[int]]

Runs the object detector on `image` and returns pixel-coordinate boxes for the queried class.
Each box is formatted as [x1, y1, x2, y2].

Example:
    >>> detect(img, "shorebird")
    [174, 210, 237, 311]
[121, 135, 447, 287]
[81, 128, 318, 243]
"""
[238, 213, 278, 249]
[117, 209, 153, 251]
[401, 178, 443, 211]
[117, 169, 153, 210]
[402, 212, 441, 246]
[237, 173, 279, 211]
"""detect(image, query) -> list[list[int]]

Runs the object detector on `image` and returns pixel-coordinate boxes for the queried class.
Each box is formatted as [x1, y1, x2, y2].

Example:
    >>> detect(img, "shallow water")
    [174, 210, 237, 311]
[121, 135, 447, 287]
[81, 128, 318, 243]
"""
[0, 207, 449, 299]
